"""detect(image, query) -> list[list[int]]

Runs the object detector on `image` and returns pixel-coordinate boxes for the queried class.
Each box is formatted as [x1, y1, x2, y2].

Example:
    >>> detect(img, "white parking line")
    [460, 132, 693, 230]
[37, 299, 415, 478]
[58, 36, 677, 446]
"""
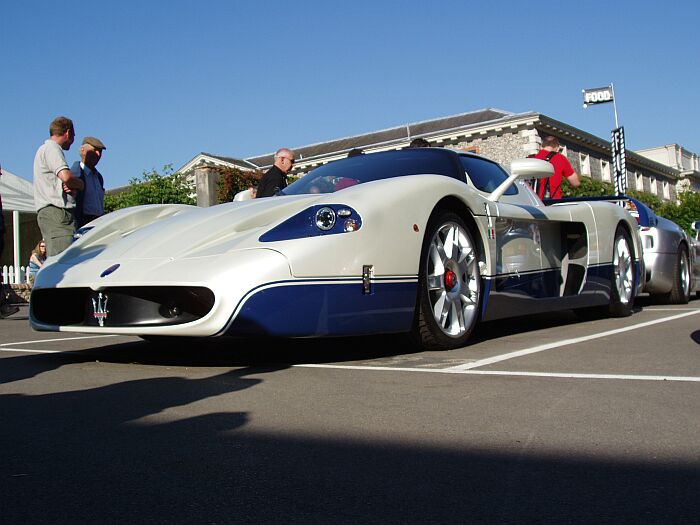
[0, 335, 119, 347]
[295, 363, 700, 383]
[448, 309, 700, 371]
[0, 347, 66, 354]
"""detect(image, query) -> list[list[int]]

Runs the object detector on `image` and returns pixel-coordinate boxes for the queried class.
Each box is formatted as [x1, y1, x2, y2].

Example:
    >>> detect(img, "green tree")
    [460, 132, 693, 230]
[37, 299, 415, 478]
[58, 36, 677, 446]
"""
[562, 176, 614, 198]
[657, 190, 700, 234]
[104, 165, 195, 212]
[217, 167, 263, 203]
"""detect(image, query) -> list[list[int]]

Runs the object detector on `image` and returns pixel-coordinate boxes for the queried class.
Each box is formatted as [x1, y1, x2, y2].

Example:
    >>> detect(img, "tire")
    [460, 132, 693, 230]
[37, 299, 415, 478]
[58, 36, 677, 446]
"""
[608, 225, 636, 317]
[413, 211, 481, 350]
[654, 246, 690, 305]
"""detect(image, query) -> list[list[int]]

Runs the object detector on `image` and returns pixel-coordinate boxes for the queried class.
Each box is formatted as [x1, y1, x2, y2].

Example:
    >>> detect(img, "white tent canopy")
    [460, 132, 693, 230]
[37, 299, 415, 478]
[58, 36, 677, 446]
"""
[1, 168, 35, 213]
[1, 168, 37, 285]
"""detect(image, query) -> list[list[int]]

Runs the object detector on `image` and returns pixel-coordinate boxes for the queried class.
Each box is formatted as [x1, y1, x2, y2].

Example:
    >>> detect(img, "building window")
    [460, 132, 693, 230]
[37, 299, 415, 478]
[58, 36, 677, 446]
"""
[663, 181, 670, 200]
[579, 153, 590, 175]
[650, 177, 657, 195]
[601, 160, 611, 182]
[636, 172, 644, 191]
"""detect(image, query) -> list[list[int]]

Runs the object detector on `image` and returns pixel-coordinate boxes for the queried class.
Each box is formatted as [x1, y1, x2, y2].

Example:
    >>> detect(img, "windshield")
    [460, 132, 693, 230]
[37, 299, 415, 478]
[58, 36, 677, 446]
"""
[459, 155, 517, 195]
[282, 148, 463, 195]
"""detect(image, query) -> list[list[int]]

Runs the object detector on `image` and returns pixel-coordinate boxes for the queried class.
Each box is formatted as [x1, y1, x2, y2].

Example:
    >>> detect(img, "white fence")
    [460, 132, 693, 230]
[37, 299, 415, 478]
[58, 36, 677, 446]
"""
[1, 265, 31, 285]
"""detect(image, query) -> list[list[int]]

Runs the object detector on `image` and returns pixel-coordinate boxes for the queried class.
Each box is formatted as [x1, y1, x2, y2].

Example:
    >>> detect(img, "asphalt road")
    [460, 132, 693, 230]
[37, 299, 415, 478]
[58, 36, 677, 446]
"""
[2, 298, 700, 524]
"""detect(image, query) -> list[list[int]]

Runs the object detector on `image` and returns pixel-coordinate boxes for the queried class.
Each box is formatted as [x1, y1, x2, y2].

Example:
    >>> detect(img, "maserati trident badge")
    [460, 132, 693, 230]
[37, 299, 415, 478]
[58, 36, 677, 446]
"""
[92, 292, 109, 327]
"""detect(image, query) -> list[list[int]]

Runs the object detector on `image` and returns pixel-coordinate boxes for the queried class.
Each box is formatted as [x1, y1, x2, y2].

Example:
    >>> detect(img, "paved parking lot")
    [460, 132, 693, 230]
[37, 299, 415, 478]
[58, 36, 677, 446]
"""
[2, 300, 700, 523]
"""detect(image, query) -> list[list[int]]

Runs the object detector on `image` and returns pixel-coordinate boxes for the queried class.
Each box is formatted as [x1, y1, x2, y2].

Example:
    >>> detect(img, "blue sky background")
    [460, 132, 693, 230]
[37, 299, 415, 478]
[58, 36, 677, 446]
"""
[2, 0, 698, 188]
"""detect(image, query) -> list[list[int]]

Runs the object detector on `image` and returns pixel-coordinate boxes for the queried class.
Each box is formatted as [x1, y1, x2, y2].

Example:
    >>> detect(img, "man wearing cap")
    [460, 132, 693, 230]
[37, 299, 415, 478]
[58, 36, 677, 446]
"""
[33, 116, 84, 257]
[71, 136, 106, 228]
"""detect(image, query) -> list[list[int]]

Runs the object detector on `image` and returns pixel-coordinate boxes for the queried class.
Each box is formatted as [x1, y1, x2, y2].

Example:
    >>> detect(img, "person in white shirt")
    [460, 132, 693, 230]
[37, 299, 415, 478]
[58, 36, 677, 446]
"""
[233, 186, 257, 201]
[33, 116, 84, 256]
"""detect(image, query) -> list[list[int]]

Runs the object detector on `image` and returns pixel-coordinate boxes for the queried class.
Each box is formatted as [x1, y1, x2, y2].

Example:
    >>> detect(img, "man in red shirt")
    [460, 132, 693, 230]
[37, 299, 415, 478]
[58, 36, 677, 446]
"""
[532, 135, 581, 199]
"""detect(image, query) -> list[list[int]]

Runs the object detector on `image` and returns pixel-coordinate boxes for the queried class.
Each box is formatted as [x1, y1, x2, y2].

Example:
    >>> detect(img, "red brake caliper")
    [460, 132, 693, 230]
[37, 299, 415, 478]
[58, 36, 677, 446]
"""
[444, 270, 456, 291]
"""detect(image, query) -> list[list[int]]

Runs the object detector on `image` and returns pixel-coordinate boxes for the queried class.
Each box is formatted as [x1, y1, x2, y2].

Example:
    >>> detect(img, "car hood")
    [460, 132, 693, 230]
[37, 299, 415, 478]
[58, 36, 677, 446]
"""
[55, 195, 330, 264]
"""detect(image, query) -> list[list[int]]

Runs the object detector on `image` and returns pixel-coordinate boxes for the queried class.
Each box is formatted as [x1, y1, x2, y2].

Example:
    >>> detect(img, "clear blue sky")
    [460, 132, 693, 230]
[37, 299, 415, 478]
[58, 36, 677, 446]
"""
[2, 0, 698, 189]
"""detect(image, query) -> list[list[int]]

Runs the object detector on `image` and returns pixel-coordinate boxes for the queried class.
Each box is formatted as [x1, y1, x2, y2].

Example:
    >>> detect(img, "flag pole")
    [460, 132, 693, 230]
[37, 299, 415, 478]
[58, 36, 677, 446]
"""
[610, 82, 619, 129]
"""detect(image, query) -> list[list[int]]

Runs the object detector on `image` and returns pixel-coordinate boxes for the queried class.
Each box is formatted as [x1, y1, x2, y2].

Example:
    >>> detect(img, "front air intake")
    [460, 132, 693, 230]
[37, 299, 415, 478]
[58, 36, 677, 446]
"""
[31, 286, 215, 327]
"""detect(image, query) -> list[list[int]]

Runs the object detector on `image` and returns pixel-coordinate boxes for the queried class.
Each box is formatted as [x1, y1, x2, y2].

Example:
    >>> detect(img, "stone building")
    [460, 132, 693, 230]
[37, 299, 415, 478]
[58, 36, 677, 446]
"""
[179, 108, 699, 206]
[637, 144, 700, 195]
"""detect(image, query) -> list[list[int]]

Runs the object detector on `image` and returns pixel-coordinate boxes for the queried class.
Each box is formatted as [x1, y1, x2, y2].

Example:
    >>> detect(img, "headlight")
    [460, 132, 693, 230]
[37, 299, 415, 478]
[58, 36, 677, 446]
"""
[343, 219, 360, 232]
[315, 207, 336, 231]
[260, 205, 362, 242]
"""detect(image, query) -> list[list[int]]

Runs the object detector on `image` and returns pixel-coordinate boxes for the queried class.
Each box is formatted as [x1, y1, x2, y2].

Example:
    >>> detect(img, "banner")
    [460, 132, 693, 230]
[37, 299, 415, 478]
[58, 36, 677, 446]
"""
[583, 86, 614, 107]
[611, 127, 627, 195]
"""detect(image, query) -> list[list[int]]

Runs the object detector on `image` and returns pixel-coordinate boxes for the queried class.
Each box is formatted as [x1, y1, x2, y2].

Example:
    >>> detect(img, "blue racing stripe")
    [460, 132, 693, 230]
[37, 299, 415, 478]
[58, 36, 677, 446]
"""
[225, 280, 418, 337]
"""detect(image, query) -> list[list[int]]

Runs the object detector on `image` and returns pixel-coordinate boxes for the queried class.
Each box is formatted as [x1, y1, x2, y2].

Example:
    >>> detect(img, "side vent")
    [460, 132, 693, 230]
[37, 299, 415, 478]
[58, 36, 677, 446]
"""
[362, 265, 374, 295]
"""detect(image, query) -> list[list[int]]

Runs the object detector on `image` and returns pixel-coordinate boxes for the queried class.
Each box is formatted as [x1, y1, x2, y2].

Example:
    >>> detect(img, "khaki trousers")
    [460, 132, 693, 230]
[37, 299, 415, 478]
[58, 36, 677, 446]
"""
[37, 206, 76, 257]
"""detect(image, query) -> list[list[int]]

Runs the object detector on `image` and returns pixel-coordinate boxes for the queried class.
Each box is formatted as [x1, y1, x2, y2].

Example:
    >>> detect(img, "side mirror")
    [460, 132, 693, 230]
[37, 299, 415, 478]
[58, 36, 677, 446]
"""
[692, 220, 700, 232]
[511, 158, 555, 180]
[488, 158, 554, 202]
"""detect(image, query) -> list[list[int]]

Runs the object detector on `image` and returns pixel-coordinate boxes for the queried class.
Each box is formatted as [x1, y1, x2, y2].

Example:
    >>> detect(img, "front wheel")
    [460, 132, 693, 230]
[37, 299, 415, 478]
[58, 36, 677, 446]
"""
[413, 212, 481, 350]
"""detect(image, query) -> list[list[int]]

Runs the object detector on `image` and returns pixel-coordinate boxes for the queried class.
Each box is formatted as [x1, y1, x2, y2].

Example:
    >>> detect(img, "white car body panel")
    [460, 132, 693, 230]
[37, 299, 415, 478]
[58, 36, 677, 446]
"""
[30, 149, 643, 346]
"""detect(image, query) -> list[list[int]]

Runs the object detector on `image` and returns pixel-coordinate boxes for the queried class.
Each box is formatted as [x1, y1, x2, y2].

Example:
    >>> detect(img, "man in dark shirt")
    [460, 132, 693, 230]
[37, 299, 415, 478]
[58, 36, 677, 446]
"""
[257, 148, 295, 198]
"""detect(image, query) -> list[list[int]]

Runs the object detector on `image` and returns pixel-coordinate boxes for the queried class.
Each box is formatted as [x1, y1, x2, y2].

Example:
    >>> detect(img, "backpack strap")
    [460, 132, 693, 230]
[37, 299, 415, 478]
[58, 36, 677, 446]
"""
[529, 151, 557, 198]
[529, 151, 557, 161]
[536, 151, 557, 199]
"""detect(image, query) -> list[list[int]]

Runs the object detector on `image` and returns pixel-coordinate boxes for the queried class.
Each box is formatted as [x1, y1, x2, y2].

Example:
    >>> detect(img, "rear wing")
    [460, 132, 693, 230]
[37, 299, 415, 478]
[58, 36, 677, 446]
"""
[542, 195, 658, 228]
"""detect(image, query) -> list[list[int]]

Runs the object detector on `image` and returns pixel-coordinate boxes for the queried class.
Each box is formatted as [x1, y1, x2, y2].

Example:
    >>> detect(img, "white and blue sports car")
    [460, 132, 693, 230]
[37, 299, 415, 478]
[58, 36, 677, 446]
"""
[30, 148, 643, 350]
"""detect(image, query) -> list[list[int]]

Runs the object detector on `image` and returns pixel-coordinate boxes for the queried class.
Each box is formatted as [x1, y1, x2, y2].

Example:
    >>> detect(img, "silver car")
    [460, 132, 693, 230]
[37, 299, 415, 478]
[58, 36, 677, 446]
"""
[627, 199, 699, 303]
[690, 221, 700, 298]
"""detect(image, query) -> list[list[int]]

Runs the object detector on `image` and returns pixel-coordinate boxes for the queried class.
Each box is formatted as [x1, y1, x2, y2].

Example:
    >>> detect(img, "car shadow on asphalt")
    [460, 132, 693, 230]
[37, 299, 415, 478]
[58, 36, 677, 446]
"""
[2, 294, 671, 372]
[2, 363, 699, 524]
[56, 308, 591, 368]
[4, 306, 627, 371]
[58, 308, 581, 366]
[72, 333, 422, 367]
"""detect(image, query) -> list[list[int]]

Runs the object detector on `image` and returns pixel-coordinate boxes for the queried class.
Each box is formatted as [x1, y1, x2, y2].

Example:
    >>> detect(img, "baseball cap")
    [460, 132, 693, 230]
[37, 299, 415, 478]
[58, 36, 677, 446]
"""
[82, 136, 106, 150]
